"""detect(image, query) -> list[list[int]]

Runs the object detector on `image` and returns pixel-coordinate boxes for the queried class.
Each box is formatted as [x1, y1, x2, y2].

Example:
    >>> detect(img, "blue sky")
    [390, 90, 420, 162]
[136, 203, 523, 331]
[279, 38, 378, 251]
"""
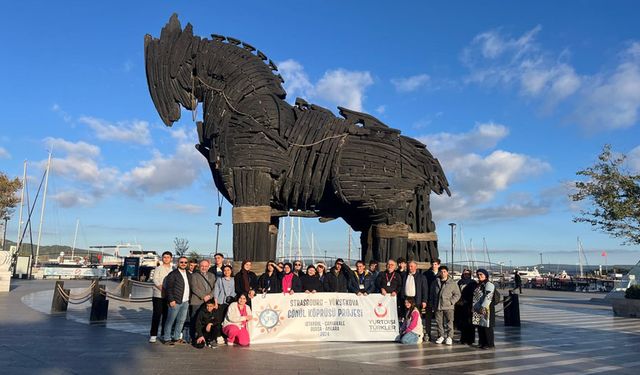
[1, 1, 640, 266]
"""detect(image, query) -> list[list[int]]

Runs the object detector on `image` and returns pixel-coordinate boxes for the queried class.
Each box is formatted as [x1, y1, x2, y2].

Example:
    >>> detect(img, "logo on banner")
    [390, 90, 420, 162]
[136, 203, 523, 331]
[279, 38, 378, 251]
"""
[374, 302, 388, 318]
[255, 303, 285, 333]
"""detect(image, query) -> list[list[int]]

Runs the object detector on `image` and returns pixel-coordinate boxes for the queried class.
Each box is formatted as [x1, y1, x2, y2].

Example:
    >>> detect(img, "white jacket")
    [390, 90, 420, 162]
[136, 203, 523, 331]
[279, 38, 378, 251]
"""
[223, 302, 252, 329]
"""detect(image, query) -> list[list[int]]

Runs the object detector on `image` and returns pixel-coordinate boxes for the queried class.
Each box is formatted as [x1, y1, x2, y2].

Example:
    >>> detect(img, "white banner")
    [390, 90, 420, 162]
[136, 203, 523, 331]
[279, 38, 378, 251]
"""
[249, 292, 398, 343]
[42, 267, 106, 278]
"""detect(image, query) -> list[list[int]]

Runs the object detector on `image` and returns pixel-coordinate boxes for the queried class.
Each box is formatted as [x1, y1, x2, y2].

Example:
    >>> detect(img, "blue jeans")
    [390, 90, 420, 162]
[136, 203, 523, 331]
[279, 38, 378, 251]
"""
[163, 302, 189, 342]
[396, 331, 420, 344]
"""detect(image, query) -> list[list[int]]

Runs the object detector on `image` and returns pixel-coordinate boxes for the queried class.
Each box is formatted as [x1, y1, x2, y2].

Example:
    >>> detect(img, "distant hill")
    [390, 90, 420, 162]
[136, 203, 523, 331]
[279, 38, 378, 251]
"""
[2, 239, 100, 261]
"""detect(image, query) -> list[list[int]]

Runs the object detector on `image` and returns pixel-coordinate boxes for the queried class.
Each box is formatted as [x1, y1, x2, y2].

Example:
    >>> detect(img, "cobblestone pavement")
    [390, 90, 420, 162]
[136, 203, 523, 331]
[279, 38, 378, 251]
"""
[6, 280, 640, 374]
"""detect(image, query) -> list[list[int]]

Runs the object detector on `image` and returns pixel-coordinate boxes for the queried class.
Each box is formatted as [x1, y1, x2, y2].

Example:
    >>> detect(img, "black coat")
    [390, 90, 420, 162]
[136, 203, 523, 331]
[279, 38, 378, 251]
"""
[164, 268, 188, 304]
[258, 271, 282, 293]
[194, 306, 219, 338]
[376, 271, 403, 294]
[402, 272, 429, 307]
[234, 270, 259, 295]
[353, 271, 376, 294]
[301, 274, 324, 292]
[323, 267, 354, 293]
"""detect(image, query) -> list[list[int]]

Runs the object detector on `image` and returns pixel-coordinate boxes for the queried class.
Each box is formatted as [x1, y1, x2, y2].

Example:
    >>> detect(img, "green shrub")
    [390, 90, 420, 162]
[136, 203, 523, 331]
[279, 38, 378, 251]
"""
[625, 285, 640, 299]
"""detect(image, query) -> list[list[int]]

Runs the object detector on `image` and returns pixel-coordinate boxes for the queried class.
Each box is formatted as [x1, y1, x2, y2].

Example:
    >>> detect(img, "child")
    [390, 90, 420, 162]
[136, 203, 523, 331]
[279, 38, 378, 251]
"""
[193, 299, 220, 348]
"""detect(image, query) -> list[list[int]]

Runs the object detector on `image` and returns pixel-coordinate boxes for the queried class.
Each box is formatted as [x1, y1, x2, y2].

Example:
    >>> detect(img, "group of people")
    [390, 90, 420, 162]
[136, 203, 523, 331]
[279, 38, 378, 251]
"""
[149, 252, 497, 350]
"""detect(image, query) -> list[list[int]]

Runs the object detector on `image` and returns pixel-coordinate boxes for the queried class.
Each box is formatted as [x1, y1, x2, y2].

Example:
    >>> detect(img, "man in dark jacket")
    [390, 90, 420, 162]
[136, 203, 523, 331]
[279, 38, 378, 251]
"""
[376, 259, 403, 296]
[423, 258, 441, 342]
[188, 259, 216, 342]
[403, 260, 429, 310]
[353, 260, 375, 295]
[162, 256, 191, 345]
[323, 259, 354, 293]
[193, 299, 220, 348]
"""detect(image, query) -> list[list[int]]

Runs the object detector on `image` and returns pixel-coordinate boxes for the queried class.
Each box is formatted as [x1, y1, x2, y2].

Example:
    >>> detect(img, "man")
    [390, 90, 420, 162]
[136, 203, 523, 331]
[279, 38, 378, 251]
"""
[188, 259, 216, 343]
[423, 258, 441, 341]
[162, 256, 191, 345]
[193, 299, 220, 348]
[209, 253, 225, 278]
[368, 260, 380, 291]
[323, 259, 353, 293]
[353, 260, 375, 295]
[376, 259, 402, 296]
[397, 257, 408, 278]
[403, 260, 429, 312]
[514, 270, 522, 294]
[188, 259, 198, 274]
[149, 251, 173, 343]
[430, 266, 461, 345]
[293, 261, 304, 277]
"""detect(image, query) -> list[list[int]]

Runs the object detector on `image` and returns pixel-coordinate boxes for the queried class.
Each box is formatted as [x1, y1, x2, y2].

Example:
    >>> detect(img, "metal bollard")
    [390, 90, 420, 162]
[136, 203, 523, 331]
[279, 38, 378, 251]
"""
[120, 277, 132, 298]
[90, 281, 109, 324]
[504, 290, 521, 327]
[51, 280, 69, 314]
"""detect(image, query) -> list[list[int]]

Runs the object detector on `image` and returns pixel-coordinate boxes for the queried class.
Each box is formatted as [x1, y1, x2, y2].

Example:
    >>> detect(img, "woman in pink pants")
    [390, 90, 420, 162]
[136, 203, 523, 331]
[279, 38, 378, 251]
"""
[222, 293, 252, 346]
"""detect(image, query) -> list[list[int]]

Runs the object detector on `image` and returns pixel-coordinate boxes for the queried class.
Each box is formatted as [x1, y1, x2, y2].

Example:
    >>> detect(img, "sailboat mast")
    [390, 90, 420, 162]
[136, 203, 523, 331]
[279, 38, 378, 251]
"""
[15, 160, 27, 256]
[71, 219, 79, 259]
[311, 232, 315, 264]
[288, 215, 293, 261]
[35, 150, 52, 267]
[348, 227, 351, 264]
[577, 237, 584, 277]
[297, 216, 301, 262]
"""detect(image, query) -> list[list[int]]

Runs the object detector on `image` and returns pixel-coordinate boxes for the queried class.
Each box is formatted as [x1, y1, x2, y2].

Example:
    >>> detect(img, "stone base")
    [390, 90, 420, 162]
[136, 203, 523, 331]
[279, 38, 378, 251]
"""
[0, 271, 11, 292]
[611, 297, 640, 318]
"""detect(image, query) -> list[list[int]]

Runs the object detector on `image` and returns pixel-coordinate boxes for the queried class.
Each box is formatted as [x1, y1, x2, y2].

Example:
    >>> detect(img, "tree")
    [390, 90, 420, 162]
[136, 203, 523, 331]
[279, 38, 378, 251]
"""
[571, 145, 640, 245]
[186, 250, 201, 261]
[0, 171, 22, 220]
[173, 237, 189, 256]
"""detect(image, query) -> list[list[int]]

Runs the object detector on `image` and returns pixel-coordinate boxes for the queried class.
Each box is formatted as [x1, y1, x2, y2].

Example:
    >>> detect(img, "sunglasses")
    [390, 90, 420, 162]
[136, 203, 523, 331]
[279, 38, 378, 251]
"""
[179, 261, 188, 264]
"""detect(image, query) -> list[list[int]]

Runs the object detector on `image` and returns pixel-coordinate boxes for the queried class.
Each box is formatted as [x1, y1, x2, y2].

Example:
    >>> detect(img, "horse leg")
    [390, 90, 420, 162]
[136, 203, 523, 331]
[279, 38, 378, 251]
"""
[231, 169, 273, 262]
[372, 223, 408, 262]
[268, 216, 279, 261]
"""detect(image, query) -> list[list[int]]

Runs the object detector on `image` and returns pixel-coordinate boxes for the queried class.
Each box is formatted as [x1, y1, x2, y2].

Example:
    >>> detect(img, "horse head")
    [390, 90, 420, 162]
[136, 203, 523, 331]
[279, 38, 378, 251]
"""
[144, 14, 199, 126]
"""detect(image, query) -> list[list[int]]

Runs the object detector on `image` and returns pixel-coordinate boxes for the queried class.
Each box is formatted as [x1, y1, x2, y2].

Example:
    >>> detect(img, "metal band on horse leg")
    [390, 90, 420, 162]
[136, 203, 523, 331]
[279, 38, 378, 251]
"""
[232, 206, 272, 224]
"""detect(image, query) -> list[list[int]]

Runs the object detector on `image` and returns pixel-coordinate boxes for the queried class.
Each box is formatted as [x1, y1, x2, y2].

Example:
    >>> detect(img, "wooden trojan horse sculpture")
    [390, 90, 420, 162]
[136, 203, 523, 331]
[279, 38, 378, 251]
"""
[145, 15, 451, 263]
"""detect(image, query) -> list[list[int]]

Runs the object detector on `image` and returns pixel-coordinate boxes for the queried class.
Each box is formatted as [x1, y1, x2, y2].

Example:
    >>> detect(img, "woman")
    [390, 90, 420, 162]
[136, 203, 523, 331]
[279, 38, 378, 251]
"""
[281, 262, 302, 294]
[473, 268, 496, 349]
[316, 262, 327, 285]
[213, 265, 235, 344]
[396, 297, 423, 344]
[456, 269, 477, 345]
[301, 265, 323, 293]
[235, 260, 259, 297]
[222, 293, 252, 346]
[258, 261, 282, 294]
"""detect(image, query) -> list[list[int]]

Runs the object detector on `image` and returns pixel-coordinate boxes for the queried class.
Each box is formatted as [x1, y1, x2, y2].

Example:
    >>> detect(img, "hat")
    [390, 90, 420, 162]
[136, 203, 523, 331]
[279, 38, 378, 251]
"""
[476, 268, 490, 280]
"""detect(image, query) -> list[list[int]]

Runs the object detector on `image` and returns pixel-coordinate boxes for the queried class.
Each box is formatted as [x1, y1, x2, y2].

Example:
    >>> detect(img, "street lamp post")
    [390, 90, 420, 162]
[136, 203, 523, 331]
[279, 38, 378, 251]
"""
[214, 222, 222, 253]
[448, 223, 456, 273]
[2, 216, 8, 252]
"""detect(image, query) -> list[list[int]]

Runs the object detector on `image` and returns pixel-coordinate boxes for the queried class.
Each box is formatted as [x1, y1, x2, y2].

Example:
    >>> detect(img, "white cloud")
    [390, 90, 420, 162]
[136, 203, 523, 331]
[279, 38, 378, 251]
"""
[51, 103, 72, 123]
[573, 43, 640, 130]
[278, 59, 373, 112]
[0, 147, 9, 159]
[45, 137, 100, 158]
[279, 59, 314, 99]
[158, 203, 205, 214]
[463, 25, 581, 109]
[315, 69, 373, 111]
[421, 123, 551, 221]
[391, 74, 430, 93]
[78, 116, 151, 145]
[628, 145, 640, 173]
[51, 190, 94, 208]
[121, 129, 206, 196]
[375, 105, 386, 114]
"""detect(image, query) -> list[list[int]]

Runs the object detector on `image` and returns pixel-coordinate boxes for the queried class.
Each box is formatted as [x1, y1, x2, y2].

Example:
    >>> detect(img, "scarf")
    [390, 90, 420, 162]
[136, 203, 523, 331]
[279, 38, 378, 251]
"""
[242, 270, 250, 293]
[282, 272, 294, 292]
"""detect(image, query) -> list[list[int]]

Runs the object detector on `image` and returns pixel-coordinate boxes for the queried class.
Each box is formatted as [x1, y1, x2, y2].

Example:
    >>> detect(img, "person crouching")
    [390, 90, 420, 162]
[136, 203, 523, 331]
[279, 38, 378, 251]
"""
[193, 299, 221, 348]
[222, 293, 252, 346]
[396, 297, 423, 344]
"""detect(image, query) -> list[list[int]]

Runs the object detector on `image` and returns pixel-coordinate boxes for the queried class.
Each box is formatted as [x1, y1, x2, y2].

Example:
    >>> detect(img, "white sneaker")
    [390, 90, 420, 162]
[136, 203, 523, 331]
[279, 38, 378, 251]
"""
[445, 337, 453, 345]
[148, 336, 157, 343]
[217, 337, 225, 345]
[227, 341, 234, 346]
[435, 337, 445, 344]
